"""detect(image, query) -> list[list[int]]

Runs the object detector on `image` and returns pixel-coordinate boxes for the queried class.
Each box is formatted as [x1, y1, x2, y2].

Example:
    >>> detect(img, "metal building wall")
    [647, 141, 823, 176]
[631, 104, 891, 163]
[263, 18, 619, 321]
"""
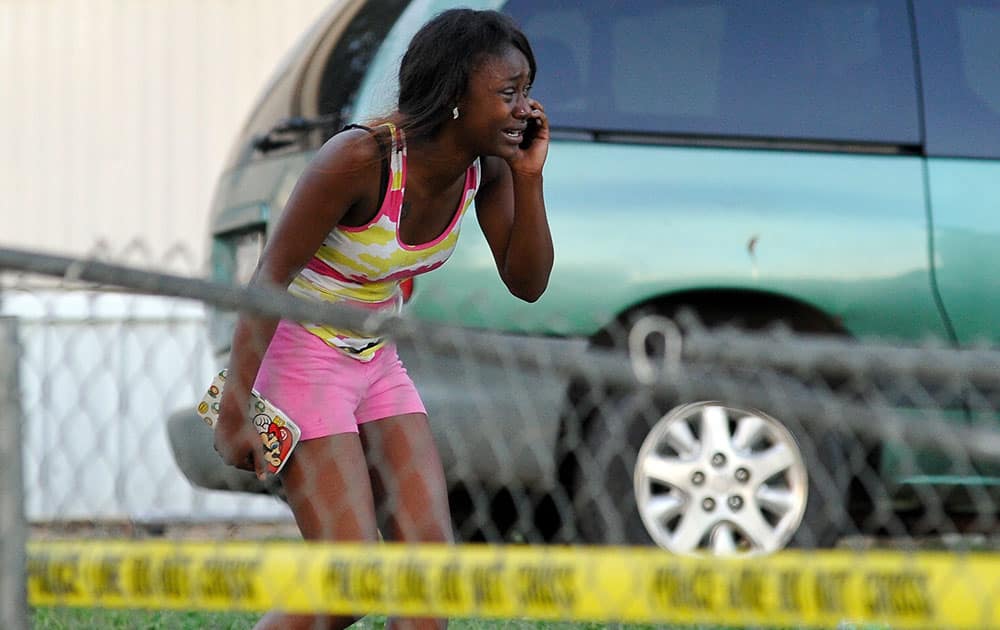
[1, 0, 334, 269]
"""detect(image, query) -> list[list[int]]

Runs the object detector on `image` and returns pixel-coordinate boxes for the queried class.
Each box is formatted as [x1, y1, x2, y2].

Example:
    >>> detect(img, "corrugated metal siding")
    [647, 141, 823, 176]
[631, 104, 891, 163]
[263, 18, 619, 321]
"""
[1, 0, 333, 270]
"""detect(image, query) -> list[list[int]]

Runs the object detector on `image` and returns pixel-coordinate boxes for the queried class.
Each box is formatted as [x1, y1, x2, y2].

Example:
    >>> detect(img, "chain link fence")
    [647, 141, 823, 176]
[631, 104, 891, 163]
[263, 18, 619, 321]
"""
[3, 245, 1000, 628]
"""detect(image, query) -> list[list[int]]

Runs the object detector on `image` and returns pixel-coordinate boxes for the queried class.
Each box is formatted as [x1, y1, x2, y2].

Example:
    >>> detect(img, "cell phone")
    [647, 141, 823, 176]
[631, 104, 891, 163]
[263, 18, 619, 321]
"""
[520, 117, 538, 150]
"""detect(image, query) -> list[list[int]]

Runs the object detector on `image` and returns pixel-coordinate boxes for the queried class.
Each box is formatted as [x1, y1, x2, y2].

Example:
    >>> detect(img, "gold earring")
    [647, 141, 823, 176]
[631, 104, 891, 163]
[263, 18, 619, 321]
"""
[452, 106, 460, 120]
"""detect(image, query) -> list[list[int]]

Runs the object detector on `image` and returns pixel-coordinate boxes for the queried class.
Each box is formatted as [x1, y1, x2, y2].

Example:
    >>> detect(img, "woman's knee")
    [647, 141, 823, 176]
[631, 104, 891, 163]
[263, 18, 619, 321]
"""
[279, 434, 380, 542]
[387, 485, 453, 544]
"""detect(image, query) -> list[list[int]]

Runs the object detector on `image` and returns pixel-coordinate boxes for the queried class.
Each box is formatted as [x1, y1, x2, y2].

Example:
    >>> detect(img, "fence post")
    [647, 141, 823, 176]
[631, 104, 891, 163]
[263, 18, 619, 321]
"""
[0, 316, 28, 630]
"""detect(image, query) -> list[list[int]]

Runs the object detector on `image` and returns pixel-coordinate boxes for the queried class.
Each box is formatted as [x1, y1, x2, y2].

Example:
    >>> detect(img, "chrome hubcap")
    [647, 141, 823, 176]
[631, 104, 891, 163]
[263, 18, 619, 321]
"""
[633, 402, 808, 556]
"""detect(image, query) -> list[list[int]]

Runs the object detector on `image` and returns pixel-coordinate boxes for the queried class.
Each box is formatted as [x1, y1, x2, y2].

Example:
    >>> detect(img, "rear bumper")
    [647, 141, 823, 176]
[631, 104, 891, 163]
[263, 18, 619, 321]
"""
[166, 331, 584, 494]
[165, 406, 283, 496]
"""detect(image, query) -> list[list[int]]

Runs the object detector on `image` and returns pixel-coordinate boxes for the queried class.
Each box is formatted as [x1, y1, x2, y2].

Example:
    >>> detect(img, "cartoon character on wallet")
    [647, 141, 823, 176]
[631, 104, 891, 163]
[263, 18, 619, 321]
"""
[252, 413, 294, 473]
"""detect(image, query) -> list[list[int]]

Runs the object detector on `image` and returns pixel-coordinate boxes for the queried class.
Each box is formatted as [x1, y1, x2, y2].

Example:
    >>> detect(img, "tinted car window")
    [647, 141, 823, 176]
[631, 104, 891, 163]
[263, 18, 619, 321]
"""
[348, 0, 499, 123]
[316, 0, 410, 127]
[914, 0, 1000, 159]
[505, 0, 919, 145]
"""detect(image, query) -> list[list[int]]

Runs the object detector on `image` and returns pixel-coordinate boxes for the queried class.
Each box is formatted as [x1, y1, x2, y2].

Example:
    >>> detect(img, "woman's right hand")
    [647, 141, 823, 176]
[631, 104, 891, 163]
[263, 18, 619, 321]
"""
[207, 126, 375, 479]
[213, 388, 269, 480]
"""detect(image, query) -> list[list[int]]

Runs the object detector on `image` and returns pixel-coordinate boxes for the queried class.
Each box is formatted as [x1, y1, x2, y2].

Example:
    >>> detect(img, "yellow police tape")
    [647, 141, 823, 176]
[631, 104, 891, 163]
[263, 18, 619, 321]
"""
[26, 539, 1000, 628]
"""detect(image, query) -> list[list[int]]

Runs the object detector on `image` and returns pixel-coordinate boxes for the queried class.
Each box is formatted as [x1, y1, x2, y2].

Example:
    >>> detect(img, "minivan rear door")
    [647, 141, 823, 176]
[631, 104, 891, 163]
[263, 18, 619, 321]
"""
[912, 0, 1000, 348]
[911, 0, 1000, 482]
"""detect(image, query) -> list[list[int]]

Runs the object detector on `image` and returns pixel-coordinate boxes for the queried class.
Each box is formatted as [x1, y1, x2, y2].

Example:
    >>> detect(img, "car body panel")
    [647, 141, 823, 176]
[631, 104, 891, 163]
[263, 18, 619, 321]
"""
[913, 158, 1000, 480]
[221, 0, 364, 168]
[397, 334, 583, 490]
[927, 159, 1000, 346]
[409, 142, 948, 343]
[210, 154, 312, 235]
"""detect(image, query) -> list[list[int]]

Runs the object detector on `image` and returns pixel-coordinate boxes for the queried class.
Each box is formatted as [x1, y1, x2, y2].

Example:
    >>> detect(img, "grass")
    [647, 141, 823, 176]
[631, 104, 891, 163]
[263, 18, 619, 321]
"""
[30, 607, 261, 629]
[30, 608, 889, 629]
[29, 608, 659, 629]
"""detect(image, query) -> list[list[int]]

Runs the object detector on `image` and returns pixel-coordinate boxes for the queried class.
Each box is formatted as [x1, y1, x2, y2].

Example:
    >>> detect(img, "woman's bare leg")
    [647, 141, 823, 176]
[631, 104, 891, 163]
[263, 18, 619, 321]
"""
[254, 434, 380, 630]
[360, 413, 453, 630]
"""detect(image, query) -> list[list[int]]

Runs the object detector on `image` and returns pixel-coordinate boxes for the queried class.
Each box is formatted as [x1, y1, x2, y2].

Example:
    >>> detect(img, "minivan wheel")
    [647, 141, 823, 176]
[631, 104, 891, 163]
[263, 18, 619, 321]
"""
[574, 394, 850, 555]
[634, 402, 807, 555]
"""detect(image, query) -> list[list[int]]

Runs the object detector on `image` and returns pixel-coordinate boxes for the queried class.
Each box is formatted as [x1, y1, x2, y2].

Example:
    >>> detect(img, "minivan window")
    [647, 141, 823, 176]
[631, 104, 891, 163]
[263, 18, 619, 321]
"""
[349, 0, 501, 122]
[505, 0, 920, 146]
[913, 0, 1000, 159]
[316, 0, 410, 126]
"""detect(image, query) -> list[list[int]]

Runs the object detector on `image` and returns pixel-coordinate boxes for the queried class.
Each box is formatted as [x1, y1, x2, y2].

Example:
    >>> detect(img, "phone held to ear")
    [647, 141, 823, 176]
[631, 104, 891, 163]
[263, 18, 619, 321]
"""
[520, 118, 538, 150]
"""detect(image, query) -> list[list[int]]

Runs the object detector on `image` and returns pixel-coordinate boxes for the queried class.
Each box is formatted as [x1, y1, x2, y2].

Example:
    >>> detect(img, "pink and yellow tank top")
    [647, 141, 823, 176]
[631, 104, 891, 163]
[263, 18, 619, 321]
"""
[288, 123, 481, 360]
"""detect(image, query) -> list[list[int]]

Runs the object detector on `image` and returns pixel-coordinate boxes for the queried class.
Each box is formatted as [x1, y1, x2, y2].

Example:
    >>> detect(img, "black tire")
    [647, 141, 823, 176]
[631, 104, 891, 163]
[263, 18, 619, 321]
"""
[785, 414, 854, 548]
[569, 391, 853, 552]
[561, 308, 858, 553]
[571, 392, 657, 545]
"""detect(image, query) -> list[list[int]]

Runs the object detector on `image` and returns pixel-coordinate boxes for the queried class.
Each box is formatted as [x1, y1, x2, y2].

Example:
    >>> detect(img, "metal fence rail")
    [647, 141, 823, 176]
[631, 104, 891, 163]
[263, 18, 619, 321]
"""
[1, 317, 28, 630]
[4, 244, 1000, 628]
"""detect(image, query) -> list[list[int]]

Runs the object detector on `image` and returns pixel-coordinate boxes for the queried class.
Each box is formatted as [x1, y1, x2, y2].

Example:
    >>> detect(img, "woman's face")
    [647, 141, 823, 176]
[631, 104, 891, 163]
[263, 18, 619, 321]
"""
[458, 45, 534, 158]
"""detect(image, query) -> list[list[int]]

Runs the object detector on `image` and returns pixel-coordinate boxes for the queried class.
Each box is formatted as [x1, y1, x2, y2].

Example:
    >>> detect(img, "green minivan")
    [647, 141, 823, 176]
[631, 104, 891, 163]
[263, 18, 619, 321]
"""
[167, 0, 1000, 555]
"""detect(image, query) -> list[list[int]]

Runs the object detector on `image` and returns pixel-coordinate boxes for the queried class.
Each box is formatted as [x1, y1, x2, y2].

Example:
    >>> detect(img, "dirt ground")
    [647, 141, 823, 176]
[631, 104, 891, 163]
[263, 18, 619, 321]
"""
[29, 518, 302, 541]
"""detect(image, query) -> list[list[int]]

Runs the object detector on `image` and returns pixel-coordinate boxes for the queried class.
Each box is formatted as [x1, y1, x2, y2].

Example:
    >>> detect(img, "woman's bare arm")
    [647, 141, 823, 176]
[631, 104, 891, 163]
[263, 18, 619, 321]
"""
[214, 129, 382, 475]
[475, 100, 553, 302]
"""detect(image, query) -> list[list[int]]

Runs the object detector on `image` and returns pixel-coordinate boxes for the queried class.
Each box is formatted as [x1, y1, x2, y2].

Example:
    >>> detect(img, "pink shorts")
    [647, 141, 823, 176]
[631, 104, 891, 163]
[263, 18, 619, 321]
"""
[253, 320, 426, 440]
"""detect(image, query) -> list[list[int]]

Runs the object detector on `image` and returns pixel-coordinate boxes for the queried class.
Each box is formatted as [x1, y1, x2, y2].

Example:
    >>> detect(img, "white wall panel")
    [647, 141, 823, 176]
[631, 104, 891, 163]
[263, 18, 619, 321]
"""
[1, 0, 333, 270]
[3, 291, 291, 522]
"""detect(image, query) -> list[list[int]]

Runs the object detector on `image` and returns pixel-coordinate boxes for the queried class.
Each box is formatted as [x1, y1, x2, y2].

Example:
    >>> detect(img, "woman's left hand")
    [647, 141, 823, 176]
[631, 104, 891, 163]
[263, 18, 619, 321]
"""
[510, 98, 549, 176]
